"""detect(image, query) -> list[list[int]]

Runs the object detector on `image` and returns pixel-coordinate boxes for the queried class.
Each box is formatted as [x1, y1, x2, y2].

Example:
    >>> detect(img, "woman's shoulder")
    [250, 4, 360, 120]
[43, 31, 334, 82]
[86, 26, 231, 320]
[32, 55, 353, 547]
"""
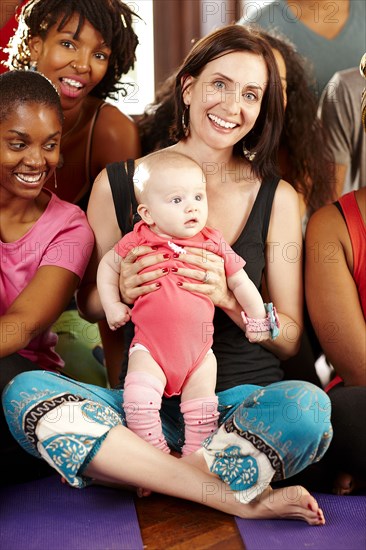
[306, 200, 344, 241]
[272, 178, 299, 210]
[267, 179, 303, 240]
[93, 101, 138, 138]
[97, 101, 136, 125]
[46, 191, 91, 229]
[89, 166, 114, 199]
[90, 100, 141, 166]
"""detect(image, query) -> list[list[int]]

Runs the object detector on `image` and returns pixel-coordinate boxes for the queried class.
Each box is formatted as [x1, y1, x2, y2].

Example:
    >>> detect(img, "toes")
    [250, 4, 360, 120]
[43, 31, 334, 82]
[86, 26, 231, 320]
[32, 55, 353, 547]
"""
[316, 507, 325, 525]
[307, 496, 319, 513]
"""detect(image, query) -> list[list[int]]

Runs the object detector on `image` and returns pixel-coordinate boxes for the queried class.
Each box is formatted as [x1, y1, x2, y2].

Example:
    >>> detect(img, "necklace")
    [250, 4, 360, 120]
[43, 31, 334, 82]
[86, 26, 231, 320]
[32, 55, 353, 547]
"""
[57, 109, 83, 169]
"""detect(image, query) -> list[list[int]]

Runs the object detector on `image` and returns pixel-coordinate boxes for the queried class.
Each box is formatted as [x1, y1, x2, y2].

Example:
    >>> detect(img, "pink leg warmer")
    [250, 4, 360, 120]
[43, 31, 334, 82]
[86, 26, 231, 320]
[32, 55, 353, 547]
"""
[180, 396, 219, 456]
[123, 371, 170, 453]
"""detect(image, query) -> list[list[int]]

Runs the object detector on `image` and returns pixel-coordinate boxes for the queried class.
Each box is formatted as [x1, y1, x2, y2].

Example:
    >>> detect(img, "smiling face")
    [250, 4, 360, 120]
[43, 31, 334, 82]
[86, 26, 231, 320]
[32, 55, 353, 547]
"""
[182, 51, 268, 153]
[137, 160, 208, 239]
[0, 102, 61, 200]
[29, 13, 111, 111]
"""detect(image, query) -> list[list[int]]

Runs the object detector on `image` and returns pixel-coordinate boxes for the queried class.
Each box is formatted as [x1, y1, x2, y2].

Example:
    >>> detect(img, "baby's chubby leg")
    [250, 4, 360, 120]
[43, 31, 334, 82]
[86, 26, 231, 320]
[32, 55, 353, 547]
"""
[180, 351, 219, 456]
[123, 347, 169, 453]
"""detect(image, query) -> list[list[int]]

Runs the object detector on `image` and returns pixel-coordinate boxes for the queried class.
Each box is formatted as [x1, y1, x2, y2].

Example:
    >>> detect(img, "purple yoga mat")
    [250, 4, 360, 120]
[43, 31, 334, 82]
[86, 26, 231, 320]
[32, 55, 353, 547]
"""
[235, 492, 366, 550]
[0, 475, 143, 550]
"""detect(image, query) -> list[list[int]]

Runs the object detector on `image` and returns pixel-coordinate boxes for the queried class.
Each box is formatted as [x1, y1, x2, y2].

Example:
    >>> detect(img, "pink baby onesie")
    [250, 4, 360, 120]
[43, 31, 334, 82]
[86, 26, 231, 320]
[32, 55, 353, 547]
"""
[115, 221, 245, 396]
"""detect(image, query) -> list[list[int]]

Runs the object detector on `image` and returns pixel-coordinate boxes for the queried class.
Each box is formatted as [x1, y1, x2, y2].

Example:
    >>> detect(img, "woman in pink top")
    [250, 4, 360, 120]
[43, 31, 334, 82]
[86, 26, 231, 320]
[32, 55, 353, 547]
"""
[0, 70, 94, 484]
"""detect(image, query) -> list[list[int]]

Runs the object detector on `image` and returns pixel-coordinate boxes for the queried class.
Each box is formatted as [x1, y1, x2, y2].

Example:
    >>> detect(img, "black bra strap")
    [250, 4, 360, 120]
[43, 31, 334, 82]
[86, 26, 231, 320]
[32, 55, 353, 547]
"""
[106, 161, 131, 234]
[126, 159, 141, 226]
[334, 200, 346, 221]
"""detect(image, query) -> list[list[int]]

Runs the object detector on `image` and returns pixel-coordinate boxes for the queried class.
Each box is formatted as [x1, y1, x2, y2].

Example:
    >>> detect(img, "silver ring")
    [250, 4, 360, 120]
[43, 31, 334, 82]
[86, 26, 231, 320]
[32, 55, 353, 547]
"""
[203, 270, 211, 283]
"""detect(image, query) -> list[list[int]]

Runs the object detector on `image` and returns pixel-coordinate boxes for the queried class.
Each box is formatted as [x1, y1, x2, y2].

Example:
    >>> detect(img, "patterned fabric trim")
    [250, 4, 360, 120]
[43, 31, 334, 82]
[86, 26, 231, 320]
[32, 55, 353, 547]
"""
[24, 393, 85, 447]
[224, 415, 284, 481]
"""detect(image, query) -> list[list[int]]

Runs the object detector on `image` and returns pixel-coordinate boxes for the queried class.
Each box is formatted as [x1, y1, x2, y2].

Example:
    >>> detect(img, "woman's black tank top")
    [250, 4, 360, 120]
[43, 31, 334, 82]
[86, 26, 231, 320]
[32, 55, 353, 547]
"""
[213, 176, 283, 391]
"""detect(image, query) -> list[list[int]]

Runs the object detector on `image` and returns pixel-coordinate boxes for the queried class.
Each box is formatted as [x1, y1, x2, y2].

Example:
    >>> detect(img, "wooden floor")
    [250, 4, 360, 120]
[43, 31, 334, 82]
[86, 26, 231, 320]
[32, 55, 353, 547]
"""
[134, 492, 245, 550]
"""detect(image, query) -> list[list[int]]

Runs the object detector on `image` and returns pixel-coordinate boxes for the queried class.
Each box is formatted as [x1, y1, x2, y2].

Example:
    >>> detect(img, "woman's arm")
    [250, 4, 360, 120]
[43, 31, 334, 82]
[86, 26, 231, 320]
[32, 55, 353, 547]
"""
[0, 266, 79, 357]
[77, 168, 123, 321]
[305, 204, 366, 386]
[262, 181, 304, 359]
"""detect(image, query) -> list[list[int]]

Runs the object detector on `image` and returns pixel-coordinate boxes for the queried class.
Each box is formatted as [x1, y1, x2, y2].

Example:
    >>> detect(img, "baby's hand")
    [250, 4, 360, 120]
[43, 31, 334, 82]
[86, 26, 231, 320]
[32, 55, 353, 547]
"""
[106, 303, 131, 330]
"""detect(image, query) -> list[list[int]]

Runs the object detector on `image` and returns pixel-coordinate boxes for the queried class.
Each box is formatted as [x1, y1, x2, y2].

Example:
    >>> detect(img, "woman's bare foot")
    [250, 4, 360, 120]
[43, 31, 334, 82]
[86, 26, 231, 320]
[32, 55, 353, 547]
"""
[234, 485, 325, 525]
[333, 471, 366, 495]
[183, 451, 324, 525]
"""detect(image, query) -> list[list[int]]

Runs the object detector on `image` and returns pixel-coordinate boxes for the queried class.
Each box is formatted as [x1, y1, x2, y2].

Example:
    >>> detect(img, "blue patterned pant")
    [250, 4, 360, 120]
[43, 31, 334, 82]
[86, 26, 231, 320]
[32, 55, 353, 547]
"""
[2, 371, 332, 500]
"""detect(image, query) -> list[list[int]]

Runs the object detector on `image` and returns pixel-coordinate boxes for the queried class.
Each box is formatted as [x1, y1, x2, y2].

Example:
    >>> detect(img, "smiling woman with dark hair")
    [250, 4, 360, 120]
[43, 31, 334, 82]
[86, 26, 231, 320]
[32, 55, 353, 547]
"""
[6, 0, 141, 206]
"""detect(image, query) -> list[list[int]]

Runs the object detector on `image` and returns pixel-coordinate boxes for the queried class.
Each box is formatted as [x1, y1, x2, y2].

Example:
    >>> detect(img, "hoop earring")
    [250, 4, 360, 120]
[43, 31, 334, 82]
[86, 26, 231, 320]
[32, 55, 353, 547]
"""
[29, 61, 37, 72]
[242, 142, 257, 162]
[182, 105, 190, 137]
[54, 171, 58, 189]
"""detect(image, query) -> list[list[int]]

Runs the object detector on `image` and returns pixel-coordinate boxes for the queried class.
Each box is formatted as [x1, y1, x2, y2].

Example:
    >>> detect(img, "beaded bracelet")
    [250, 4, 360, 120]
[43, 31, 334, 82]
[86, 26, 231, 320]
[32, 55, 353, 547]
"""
[241, 302, 280, 340]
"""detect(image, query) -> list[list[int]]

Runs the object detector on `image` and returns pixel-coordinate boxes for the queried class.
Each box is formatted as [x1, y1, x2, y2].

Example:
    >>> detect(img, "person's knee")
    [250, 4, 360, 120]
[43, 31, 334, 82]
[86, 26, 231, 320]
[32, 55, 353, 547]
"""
[273, 382, 332, 458]
[2, 370, 46, 416]
[3, 370, 38, 397]
[292, 383, 332, 459]
[302, 382, 331, 426]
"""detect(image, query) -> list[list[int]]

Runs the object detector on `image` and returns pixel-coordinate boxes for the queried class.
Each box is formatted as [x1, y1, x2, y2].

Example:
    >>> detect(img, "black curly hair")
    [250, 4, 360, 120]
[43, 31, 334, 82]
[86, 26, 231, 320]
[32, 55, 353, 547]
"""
[0, 69, 63, 124]
[6, 0, 139, 99]
[257, 28, 336, 214]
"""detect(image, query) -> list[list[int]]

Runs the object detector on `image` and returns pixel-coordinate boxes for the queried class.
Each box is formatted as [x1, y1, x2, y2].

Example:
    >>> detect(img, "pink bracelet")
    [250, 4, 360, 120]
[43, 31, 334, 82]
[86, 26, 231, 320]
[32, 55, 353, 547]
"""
[241, 303, 280, 340]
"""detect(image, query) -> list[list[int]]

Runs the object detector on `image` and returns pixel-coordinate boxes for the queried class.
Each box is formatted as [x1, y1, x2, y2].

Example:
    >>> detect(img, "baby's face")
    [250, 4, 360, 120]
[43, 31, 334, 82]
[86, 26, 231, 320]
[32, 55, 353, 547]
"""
[145, 163, 208, 238]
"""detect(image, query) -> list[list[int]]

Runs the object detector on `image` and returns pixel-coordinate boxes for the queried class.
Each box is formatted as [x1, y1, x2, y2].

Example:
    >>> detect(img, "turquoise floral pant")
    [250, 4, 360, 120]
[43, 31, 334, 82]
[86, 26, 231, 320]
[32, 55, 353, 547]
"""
[2, 371, 332, 501]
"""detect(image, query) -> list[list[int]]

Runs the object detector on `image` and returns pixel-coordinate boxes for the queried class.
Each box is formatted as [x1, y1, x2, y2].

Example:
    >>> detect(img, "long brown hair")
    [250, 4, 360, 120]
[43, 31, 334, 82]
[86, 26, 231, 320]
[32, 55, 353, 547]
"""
[259, 28, 336, 214]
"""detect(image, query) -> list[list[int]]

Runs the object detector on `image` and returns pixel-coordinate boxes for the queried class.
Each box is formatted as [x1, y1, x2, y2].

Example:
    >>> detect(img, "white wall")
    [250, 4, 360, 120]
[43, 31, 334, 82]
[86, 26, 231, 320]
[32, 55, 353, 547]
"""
[238, 0, 275, 21]
[108, 0, 155, 115]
